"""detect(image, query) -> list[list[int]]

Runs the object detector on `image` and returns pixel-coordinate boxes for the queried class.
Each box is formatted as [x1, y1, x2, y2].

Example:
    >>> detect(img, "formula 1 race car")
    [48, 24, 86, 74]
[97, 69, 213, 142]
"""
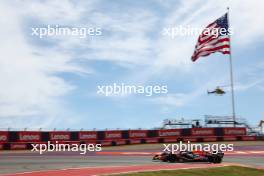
[153, 151, 224, 163]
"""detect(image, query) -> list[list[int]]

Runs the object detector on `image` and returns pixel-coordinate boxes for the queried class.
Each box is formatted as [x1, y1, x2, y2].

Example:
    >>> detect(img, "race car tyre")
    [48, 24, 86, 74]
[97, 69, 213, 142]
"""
[167, 155, 177, 163]
[214, 156, 222, 163]
[178, 158, 184, 163]
[152, 155, 159, 160]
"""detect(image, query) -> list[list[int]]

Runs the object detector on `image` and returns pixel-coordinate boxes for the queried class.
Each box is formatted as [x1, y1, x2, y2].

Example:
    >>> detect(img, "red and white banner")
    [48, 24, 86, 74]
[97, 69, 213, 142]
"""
[49, 132, 70, 141]
[191, 128, 215, 136]
[130, 139, 141, 144]
[0, 132, 8, 142]
[85, 141, 97, 145]
[105, 131, 122, 139]
[223, 128, 246, 136]
[33, 142, 48, 149]
[52, 141, 67, 144]
[67, 141, 80, 145]
[203, 137, 217, 142]
[18, 132, 41, 142]
[146, 138, 158, 143]
[158, 129, 181, 137]
[129, 130, 147, 138]
[79, 131, 97, 140]
[241, 136, 256, 141]
[223, 136, 237, 141]
[101, 140, 112, 146]
[183, 137, 198, 142]
[115, 140, 126, 145]
[163, 138, 177, 143]
[10, 143, 27, 150]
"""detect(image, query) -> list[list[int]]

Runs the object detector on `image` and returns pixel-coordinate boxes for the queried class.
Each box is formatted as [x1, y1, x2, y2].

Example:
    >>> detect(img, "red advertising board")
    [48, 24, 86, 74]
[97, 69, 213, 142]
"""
[129, 130, 147, 138]
[52, 141, 67, 144]
[223, 136, 237, 141]
[183, 137, 198, 142]
[163, 138, 177, 143]
[33, 142, 48, 149]
[85, 141, 96, 145]
[49, 132, 70, 141]
[203, 137, 217, 142]
[0, 144, 3, 150]
[223, 128, 246, 136]
[10, 143, 27, 150]
[18, 131, 41, 142]
[67, 141, 80, 145]
[241, 136, 256, 141]
[105, 131, 122, 139]
[158, 129, 181, 137]
[79, 131, 97, 140]
[101, 140, 112, 146]
[130, 139, 141, 144]
[191, 128, 215, 136]
[0, 132, 8, 142]
[115, 140, 126, 145]
[145, 138, 158, 143]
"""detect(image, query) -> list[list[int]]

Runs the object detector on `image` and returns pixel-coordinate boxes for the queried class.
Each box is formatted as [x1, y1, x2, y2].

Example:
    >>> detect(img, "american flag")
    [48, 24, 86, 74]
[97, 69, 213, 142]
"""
[191, 13, 230, 62]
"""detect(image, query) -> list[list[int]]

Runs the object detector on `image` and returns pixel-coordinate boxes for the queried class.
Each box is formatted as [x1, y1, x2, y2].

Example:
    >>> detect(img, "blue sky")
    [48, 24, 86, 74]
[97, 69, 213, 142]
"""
[0, 0, 264, 130]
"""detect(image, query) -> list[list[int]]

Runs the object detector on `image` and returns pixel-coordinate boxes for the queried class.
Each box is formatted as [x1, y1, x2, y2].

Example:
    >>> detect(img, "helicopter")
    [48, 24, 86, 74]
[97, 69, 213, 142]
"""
[207, 86, 226, 95]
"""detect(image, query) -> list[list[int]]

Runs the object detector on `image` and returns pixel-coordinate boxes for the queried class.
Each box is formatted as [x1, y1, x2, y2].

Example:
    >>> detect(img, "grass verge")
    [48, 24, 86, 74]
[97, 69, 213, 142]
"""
[116, 166, 264, 176]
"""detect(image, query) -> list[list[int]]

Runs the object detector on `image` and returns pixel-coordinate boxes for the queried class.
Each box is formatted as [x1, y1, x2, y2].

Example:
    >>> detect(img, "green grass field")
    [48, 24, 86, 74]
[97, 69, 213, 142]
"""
[117, 166, 264, 176]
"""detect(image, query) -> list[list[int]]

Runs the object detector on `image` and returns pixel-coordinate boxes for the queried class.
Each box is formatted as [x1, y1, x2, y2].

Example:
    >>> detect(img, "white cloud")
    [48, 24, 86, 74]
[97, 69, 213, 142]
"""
[0, 0, 264, 128]
[0, 1, 86, 128]
[234, 80, 264, 92]
[18, 0, 89, 23]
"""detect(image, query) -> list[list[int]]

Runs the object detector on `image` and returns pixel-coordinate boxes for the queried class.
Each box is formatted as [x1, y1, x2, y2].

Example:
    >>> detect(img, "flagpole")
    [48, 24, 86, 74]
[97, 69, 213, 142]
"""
[227, 7, 236, 127]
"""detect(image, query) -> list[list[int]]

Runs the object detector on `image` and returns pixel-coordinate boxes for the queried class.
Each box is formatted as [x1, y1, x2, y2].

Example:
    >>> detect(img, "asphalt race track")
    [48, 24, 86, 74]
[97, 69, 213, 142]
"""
[0, 142, 263, 176]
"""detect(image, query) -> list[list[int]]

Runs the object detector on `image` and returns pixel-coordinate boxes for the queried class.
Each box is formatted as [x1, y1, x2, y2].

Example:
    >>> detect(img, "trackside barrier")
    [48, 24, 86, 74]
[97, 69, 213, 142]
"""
[241, 136, 256, 141]
[191, 128, 215, 136]
[129, 139, 141, 144]
[203, 136, 218, 142]
[183, 137, 198, 142]
[157, 129, 181, 137]
[83, 141, 97, 145]
[0, 135, 258, 150]
[129, 130, 147, 138]
[115, 140, 127, 145]
[0, 132, 8, 142]
[67, 141, 80, 145]
[0, 127, 259, 150]
[145, 138, 159, 143]
[105, 131, 122, 139]
[79, 131, 97, 141]
[223, 128, 246, 136]
[18, 131, 41, 142]
[49, 132, 70, 141]
[10, 143, 27, 150]
[163, 138, 177, 143]
[29, 142, 47, 150]
[100, 140, 112, 146]
[223, 136, 237, 141]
